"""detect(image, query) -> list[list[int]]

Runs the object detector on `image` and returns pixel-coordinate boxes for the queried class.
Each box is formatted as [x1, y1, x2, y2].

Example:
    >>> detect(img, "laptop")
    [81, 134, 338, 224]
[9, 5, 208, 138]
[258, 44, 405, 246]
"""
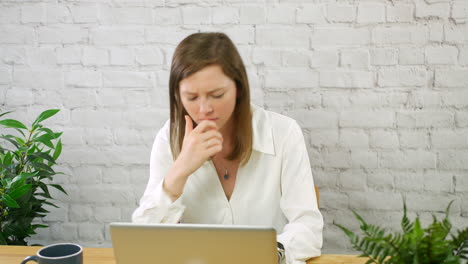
[110, 222, 277, 264]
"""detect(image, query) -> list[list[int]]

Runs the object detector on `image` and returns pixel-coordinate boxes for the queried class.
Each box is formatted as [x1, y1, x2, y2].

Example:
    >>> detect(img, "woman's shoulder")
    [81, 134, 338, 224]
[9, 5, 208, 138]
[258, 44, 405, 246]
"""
[251, 104, 298, 131]
[154, 119, 171, 142]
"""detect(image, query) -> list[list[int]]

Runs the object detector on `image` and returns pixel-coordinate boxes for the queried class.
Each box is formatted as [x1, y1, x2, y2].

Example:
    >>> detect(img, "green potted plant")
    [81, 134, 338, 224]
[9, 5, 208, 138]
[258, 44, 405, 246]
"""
[0, 109, 67, 245]
[336, 201, 468, 264]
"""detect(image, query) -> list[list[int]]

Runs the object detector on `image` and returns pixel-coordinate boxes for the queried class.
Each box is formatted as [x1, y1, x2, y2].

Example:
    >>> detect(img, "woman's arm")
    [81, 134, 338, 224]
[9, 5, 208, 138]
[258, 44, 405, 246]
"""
[277, 121, 324, 264]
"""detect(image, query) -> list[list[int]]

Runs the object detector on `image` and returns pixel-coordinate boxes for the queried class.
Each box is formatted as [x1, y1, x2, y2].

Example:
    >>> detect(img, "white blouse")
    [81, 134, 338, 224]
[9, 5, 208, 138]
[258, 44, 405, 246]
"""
[132, 104, 323, 264]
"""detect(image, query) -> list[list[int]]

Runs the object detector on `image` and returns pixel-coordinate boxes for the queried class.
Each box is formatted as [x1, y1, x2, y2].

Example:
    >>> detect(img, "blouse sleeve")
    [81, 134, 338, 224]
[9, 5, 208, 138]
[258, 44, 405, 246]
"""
[277, 121, 324, 264]
[132, 122, 186, 223]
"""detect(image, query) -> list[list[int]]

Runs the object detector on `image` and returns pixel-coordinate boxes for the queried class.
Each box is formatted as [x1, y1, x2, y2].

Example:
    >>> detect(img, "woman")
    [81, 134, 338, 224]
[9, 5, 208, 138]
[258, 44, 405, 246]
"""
[132, 32, 323, 264]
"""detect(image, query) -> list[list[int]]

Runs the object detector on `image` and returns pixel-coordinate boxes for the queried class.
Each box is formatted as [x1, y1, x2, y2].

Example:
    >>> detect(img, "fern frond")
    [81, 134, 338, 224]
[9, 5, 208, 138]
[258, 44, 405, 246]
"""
[401, 200, 414, 234]
[452, 226, 468, 259]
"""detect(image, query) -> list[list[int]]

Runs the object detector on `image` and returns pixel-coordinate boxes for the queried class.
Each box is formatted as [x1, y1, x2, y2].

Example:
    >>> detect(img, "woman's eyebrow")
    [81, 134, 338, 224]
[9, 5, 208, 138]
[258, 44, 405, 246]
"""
[181, 87, 226, 95]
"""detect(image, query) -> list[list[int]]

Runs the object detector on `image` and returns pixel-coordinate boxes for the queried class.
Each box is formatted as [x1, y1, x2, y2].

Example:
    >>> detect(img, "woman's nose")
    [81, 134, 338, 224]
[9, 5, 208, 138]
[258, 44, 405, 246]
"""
[199, 98, 213, 114]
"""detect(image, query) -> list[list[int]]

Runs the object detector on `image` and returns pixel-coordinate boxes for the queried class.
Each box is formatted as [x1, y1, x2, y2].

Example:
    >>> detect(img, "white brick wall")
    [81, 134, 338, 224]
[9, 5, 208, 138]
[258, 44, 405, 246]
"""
[2, 0, 467, 255]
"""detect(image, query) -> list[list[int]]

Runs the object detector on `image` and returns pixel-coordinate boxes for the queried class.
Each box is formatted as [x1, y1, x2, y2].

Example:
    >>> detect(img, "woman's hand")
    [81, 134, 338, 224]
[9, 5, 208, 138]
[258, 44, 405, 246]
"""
[177, 115, 223, 176]
[163, 115, 223, 200]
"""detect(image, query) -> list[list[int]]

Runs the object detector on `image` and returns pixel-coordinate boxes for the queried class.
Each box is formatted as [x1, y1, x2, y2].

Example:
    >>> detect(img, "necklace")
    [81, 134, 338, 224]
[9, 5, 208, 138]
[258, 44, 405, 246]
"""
[214, 156, 229, 180]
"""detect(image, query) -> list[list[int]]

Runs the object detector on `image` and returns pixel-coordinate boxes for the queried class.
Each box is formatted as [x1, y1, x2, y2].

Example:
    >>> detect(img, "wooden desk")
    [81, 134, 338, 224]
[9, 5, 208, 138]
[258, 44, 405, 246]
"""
[0, 245, 368, 264]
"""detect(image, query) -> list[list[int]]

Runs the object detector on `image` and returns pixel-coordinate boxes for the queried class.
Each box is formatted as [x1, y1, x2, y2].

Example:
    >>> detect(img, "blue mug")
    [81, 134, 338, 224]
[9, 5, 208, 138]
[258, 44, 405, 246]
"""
[21, 243, 83, 264]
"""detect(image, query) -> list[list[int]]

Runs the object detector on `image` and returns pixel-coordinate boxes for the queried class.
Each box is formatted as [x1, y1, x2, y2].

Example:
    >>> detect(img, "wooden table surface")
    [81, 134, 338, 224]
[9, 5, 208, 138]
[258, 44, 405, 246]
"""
[0, 245, 368, 264]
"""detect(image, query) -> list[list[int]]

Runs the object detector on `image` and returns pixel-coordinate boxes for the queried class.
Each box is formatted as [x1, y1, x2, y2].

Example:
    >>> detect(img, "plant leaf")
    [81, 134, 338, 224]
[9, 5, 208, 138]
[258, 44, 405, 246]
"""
[49, 184, 67, 195]
[32, 109, 60, 127]
[9, 184, 32, 199]
[2, 194, 20, 208]
[0, 119, 28, 130]
[52, 139, 62, 160]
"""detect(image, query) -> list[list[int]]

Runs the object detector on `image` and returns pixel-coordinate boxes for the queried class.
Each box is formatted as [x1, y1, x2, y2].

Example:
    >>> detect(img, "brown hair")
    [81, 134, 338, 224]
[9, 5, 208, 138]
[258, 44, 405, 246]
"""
[169, 32, 253, 166]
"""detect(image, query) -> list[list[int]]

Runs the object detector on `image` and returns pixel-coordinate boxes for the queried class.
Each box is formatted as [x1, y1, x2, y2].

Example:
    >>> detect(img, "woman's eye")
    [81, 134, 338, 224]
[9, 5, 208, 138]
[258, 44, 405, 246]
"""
[188, 96, 197, 101]
[213, 93, 224, 99]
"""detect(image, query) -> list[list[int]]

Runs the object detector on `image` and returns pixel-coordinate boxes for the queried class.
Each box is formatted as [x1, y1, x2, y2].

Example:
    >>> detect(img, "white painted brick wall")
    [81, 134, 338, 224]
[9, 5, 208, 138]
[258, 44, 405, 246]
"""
[2, 0, 467, 255]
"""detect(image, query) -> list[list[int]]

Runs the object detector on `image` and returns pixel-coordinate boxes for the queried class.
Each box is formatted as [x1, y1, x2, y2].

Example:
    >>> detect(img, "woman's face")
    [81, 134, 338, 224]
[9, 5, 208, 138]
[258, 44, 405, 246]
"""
[179, 64, 237, 133]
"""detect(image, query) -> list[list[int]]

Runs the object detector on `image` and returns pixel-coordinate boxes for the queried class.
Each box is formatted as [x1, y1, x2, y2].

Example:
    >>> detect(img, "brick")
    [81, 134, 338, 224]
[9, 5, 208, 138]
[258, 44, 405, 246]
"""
[442, 91, 468, 108]
[350, 150, 378, 169]
[109, 47, 134, 66]
[56, 46, 81, 64]
[349, 191, 402, 210]
[399, 47, 425, 65]
[35, 90, 62, 106]
[435, 69, 468, 88]
[102, 71, 153, 88]
[135, 46, 164, 66]
[0, 7, 20, 24]
[426, 46, 458, 64]
[102, 166, 131, 184]
[372, 26, 428, 45]
[312, 27, 369, 46]
[252, 48, 281, 66]
[406, 194, 455, 212]
[451, 3, 468, 24]
[293, 90, 321, 108]
[5, 88, 34, 106]
[320, 192, 348, 209]
[62, 89, 97, 108]
[26, 47, 56, 67]
[340, 110, 394, 128]
[13, 70, 63, 90]
[70, 3, 99, 23]
[69, 204, 94, 222]
[378, 67, 427, 87]
[21, 4, 46, 23]
[50, 223, 78, 241]
[0, 68, 11, 85]
[430, 23, 444, 43]
[408, 91, 441, 108]
[37, 26, 87, 44]
[96, 89, 125, 107]
[460, 45, 468, 66]
[282, 50, 310, 67]
[455, 173, 468, 192]
[114, 128, 144, 146]
[431, 129, 468, 149]
[439, 150, 468, 169]
[66, 70, 101, 88]
[266, 5, 295, 24]
[397, 111, 453, 128]
[257, 26, 309, 47]
[43, 204, 67, 222]
[339, 170, 367, 191]
[46, 4, 72, 23]
[100, 7, 152, 25]
[240, 5, 265, 24]
[94, 206, 122, 222]
[310, 49, 339, 69]
[380, 150, 436, 169]
[457, 111, 468, 127]
[340, 49, 370, 70]
[78, 223, 104, 241]
[145, 27, 197, 45]
[84, 128, 113, 146]
[370, 48, 398, 66]
[326, 4, 356, 22]
[423, 171, 453, 193]
[387, 4, 413, 22]
[181, 6, 210, 24]
[70, 166, 101, 184]
[223, 27, 255, 45]
[322, 149, 352, 169]
[1, 47, 27, 65]
[125, 90, 152, 108]
[357, 3, 385, 23]
[309, 129, 339, 147]
[415, 1, 450, 19]
[91, 27, 144, 45]
[212, 7, 239, 24]
[395, 172, 425, 191]
[296, 5, 326, 24]
[445, 24, 468, 43]
[322, 91, 351, 108]
[320, 71, 373, 88]
[367, 171, 394, 191]
[154, 8, 181, 25]
[370, 130, 399, 149]
[0, 26, 34, 44]
[265, 69, 318, 89]
[285, 109, 338, 128]
[339, 129, 369, 148]
[82, 47, 108, 66]
[71, 109, 122, 128]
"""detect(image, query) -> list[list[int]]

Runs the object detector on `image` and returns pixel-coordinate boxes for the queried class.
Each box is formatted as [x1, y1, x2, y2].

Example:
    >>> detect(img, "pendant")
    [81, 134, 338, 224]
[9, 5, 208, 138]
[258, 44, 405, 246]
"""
[223, 169, 229, 180]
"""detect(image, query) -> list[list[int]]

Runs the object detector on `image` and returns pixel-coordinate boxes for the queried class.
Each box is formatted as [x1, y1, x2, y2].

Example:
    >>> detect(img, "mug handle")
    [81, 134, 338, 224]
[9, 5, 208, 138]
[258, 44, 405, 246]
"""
[21, 255, 39, 264]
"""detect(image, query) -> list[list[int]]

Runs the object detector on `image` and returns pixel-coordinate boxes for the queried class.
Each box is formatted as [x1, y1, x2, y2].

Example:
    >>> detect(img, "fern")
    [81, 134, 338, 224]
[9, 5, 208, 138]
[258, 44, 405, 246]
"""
[336, 201, 468, 264]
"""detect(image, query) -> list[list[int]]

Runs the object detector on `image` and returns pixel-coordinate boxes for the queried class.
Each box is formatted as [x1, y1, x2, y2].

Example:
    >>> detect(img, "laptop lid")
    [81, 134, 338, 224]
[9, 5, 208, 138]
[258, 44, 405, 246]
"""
[110, 222, 277, 264]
